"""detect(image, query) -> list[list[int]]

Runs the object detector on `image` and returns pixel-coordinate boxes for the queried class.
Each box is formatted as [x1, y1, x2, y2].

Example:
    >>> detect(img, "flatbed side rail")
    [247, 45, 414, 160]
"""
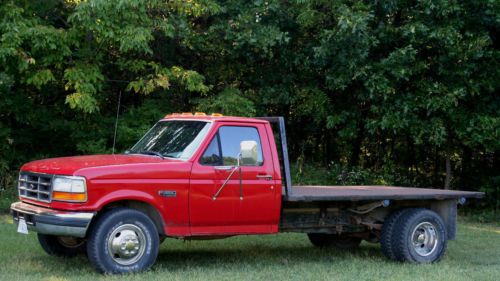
[255, 117, 293, 198]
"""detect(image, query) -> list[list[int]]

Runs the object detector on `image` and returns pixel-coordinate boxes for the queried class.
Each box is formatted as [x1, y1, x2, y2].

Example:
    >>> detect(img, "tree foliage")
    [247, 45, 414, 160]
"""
[0, 0, 498, 209]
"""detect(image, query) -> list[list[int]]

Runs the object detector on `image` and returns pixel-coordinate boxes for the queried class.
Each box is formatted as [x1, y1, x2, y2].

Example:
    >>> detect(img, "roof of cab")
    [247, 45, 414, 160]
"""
[160, 113, 269, 124]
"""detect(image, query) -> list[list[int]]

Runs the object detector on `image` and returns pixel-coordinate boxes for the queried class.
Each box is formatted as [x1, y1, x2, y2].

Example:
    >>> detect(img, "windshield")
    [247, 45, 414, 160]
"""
[127, 120, 211, 160]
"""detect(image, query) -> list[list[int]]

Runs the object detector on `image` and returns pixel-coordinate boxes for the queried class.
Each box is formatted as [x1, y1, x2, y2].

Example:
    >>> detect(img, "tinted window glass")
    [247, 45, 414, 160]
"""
[128, 120, 211, 160]
[200, 135, 222, 166]
[219, 126, 263, 166]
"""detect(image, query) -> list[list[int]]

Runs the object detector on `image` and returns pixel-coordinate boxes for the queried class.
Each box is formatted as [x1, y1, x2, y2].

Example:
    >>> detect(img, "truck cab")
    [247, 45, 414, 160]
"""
[10, 113, 483, 274]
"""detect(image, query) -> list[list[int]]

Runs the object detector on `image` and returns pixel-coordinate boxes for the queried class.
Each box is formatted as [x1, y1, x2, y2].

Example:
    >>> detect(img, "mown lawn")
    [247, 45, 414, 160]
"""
[0, 214, 498, 281]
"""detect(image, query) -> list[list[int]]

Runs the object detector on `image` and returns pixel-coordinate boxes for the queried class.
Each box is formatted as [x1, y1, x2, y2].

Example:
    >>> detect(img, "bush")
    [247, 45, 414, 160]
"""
[0, 172, 17, 213]
[292, 162, 411, 186]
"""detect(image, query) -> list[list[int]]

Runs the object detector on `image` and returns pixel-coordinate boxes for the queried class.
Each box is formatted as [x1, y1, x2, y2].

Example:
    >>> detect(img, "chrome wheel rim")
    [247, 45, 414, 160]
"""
[107, 224, 147, 265]
[411, 222, 438, 257]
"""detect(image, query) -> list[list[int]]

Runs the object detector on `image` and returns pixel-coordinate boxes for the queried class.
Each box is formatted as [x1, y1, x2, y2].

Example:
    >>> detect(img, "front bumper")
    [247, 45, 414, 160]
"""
[10, 201, 95, 238]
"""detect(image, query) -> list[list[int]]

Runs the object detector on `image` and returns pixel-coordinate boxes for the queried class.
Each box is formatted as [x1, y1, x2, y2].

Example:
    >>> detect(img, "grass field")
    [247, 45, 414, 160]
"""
[0, 215, 498, 281]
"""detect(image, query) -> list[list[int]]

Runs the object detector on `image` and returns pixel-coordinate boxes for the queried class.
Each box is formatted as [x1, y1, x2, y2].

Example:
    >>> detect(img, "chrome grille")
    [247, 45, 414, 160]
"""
[18, 172, 53, 202]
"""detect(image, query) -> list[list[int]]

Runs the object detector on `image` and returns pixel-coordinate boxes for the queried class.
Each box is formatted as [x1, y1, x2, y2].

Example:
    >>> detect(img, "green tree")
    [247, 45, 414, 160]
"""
[0, 0, 498, 210]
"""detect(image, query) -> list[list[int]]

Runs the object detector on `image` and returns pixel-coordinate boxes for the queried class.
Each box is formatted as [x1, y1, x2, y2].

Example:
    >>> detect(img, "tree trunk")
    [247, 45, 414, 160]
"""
[349, 121, 364, 167]
[444, 153, 452, 189]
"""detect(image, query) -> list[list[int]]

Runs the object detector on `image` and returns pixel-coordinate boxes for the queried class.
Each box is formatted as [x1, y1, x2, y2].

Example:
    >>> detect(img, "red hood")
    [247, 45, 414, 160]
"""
[21, 154, 175, 175]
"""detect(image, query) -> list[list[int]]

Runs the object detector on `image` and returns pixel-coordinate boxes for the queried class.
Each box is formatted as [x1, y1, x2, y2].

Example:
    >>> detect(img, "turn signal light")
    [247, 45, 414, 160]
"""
[165, 113, 181, 118]
[165, 112, 215, 117]
[52, 191, 87, 202]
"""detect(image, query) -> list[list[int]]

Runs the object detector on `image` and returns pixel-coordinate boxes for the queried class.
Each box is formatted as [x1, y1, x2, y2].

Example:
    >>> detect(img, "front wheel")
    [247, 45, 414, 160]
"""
[38, 234, 86, 257]
[307, 233, 362, 249]
[392, 208, 447, 263]
[86, 208, 159, 274]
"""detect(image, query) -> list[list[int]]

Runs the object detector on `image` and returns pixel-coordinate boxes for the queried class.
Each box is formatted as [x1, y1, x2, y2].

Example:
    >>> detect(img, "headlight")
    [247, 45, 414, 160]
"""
[52, 176, 87, 202]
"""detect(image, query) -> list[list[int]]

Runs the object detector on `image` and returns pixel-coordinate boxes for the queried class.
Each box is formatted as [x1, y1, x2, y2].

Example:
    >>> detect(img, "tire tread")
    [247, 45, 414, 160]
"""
[380, 209, 408, 260]
[392, 208, 447, 263]
[86, 207, 159, 274]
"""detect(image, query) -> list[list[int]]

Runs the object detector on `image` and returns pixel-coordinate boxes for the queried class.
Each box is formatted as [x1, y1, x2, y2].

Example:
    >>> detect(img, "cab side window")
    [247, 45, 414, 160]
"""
[219, 126, 263, 166]
[200, 126, 264, 166]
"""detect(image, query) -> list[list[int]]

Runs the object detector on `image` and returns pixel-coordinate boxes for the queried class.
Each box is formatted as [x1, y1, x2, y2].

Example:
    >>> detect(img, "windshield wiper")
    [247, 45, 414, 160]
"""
[138, 150, 165, 159]
[163, 153, 179, 158]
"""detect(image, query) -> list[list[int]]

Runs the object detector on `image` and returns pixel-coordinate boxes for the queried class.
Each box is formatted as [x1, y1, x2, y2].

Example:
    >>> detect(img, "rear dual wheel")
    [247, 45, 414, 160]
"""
[381, 208, 447, 263]
[380, 209, 407, 260]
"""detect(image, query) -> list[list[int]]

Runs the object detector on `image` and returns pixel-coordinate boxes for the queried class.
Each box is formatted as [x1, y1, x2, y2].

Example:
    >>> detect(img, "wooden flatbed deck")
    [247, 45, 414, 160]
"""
[286, 185, 484, 202]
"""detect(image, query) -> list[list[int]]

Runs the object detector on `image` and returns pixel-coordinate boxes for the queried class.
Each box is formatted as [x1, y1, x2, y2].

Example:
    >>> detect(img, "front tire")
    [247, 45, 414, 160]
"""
[37, 234, 86, 257]
[307, 233, 362, 249]
[392, 208, 447, 263]
[86, 208, 159, 274]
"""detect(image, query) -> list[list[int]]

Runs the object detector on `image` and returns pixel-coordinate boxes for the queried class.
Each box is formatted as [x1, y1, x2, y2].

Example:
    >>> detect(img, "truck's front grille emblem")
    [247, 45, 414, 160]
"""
[18, 172, 53, 203]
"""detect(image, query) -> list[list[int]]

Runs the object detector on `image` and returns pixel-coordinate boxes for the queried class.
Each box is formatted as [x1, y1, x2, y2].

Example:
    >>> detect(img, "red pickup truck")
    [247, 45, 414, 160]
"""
[10, 114, 483, 273]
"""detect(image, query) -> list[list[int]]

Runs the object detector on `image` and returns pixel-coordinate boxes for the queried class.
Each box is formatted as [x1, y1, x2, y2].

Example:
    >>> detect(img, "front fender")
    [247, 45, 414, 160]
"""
[92, 189, 162, 212]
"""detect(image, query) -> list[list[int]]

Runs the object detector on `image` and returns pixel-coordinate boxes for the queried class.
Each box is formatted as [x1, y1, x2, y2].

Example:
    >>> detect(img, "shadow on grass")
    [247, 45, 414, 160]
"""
[13, 240, 387, 276]
[10, 245, 385, 277]
[154, 243, 385, 271]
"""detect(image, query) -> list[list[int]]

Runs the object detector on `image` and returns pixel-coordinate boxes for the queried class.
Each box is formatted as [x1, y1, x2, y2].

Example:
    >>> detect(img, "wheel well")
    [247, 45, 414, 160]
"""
[97, 200, 166, 235]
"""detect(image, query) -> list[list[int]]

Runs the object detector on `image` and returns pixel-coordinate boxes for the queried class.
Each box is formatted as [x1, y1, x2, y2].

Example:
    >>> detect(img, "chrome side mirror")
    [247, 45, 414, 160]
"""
[213, 140, 257, 201]
[239, 140, 258, 166]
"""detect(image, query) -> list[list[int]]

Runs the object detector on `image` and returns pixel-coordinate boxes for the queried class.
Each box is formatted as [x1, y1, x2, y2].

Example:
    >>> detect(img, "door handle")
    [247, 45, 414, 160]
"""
[256, 174, 273, 180]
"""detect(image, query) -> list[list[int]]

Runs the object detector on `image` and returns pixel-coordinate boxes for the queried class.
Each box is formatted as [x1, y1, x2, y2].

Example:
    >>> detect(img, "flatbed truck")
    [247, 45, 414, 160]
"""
[11, 114, 483, 273]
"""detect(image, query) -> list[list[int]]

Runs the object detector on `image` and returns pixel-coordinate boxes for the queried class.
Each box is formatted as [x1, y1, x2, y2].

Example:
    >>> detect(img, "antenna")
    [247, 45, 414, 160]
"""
[112, 90, 122, 154]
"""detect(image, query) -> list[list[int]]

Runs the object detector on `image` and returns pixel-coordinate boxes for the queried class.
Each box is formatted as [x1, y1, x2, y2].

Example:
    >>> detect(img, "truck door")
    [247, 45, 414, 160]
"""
[189, 122, 277, 235]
